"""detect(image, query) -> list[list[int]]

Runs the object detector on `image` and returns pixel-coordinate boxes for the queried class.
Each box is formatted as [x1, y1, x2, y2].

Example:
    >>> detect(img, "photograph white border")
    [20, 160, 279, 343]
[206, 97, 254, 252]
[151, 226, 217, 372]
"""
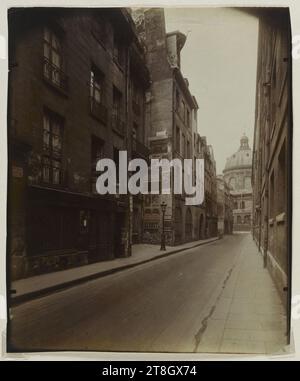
[0, 0, 299, 361]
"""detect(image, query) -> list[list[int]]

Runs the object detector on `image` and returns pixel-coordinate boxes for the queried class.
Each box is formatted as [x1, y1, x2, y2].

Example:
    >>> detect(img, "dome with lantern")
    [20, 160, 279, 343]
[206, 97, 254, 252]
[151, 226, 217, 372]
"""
[224, 134, 252, 172]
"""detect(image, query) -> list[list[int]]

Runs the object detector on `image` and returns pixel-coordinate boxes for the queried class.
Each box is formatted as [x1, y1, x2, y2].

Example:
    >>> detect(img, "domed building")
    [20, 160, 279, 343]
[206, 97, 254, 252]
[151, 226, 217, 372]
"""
[223, 134, 253, 231]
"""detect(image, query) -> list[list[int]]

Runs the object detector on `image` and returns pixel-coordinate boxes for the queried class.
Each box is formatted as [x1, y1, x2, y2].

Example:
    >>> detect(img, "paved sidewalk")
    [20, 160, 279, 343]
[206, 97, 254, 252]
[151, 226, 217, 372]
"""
[10, 237, 219, 305]
[195, 234, 290, 355]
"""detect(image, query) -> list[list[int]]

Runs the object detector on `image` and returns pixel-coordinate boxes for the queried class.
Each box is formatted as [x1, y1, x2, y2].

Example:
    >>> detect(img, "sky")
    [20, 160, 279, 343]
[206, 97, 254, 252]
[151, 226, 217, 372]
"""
[164, 8, 259, 174]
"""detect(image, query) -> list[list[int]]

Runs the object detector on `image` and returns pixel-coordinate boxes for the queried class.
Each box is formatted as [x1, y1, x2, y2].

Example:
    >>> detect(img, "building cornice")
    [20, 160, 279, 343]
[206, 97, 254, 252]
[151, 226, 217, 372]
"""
[173, 68, 198, 110]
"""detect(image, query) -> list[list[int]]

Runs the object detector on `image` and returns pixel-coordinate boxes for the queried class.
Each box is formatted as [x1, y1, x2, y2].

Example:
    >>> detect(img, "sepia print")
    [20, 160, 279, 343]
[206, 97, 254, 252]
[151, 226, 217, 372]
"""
[7, 7, 292, 355]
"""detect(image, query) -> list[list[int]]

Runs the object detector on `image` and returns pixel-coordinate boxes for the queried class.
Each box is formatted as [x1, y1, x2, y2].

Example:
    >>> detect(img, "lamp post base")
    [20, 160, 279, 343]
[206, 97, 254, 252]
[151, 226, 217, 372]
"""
[160, 231, 166, 250]
[160, 234, 166, 251]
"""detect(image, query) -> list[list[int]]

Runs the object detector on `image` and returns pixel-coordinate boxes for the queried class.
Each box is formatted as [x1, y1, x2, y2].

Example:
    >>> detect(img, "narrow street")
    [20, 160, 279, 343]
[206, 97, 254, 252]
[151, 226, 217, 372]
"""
[9, 233, 287, 354]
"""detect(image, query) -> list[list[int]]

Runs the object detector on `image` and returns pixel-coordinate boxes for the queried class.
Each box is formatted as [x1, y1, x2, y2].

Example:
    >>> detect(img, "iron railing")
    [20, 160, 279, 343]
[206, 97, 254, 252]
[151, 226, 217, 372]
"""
[43, 57, 68, 92]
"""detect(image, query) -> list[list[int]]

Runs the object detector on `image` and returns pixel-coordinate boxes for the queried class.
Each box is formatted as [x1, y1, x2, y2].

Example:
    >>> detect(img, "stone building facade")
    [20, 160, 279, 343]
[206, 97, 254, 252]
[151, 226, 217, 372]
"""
[223, 135, 253, 231]
[252, 9, 292, 316]
[203, 141, 218, 238]
[8, 8, 150, 279]
[132, 8, 218, 245]
[192, 134, 207, 240]
[217, 175, 234, 236]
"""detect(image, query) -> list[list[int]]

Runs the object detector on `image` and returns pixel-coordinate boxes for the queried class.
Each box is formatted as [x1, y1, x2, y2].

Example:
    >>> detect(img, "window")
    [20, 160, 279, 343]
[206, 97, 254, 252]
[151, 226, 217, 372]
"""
[271, 59, 277, 125]
[176, 126, 180, 153]
[237, 215, 242, 224]
[244, 215, 251, 225]
[132, 123, 138, 141]
[272, 58, 277, 89]
[132, 122, 138, 152]
[244, 176, 251, 189]
[187, 140, 190, 159]
[180, 100, 185, 120]
[186, 109, 190, 128]
[175, 89, 180, 111]
[174, 207, 182, 243]
[42, 110, 63, 184]
[113, 147, 120, 184]
[90, 67, 103, 104]
[90, 67, 107, 124]
[113, 35, 124, 67]
[132, 82, 141, 116]
[181, 134, 185, 157]
[112, 87, 124, 134]
[234, 202, 238, 209]
[91, 136, 105, 193]
[277, 141, 286, 214]
[43, 27, 67, 90]
[240, 201, 245, 209]
[270, 170, 275, 217]
[80, 210, 90, 233]
[113, 87, 122, 119]
[229, 177, 236, 189]
[198, 141, 202, 155]
[185, 208, 192, 241]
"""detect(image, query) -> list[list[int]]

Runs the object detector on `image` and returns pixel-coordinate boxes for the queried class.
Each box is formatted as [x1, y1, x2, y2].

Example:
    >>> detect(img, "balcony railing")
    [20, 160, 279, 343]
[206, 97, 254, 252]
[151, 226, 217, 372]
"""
[90, 97, 108, 125]
[132, 100, 141, 116]
[132, 138, 150, 159]
[111, 114, 125, 136]
[43, 57, 68, 92]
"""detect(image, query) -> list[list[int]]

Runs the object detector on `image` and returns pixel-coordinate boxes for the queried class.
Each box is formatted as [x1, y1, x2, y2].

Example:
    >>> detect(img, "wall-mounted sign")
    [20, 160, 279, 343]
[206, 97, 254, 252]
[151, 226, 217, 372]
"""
[12, 166, 23, 178]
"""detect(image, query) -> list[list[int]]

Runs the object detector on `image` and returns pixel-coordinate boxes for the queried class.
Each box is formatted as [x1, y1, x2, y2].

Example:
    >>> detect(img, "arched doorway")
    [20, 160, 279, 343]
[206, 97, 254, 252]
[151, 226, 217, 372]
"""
[185, 208, 192, 242]
[174, 207, 182, 245]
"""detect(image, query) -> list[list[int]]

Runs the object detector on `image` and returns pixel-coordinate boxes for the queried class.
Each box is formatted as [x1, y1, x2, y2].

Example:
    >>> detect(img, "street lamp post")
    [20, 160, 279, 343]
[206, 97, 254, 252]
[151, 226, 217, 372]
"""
[160, 201, 167, 251]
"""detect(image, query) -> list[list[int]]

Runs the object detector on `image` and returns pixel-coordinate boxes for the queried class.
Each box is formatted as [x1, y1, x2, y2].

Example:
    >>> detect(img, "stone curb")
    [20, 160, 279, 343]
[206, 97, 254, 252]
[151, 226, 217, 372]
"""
[10, 237, 220, 306]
